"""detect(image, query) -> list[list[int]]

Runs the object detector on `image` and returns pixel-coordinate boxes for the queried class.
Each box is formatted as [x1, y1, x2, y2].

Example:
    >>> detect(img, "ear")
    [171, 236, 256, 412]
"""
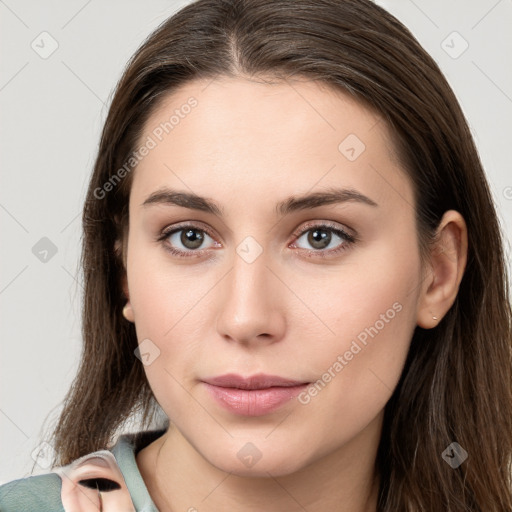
[416, 210, 468, 328]
[114, 238, 135, 323]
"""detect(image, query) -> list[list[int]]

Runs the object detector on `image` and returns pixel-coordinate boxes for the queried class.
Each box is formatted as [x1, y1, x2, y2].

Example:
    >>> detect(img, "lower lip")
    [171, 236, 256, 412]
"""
[202, 383, 309, 416]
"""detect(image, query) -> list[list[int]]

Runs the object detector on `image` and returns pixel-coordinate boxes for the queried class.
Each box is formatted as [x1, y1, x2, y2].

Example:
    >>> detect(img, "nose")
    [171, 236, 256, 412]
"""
[215, 244, 286, 347]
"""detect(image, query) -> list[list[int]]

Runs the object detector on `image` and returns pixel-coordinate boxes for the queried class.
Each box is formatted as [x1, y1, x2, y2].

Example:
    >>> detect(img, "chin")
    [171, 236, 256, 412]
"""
[202, 438, 314, 478]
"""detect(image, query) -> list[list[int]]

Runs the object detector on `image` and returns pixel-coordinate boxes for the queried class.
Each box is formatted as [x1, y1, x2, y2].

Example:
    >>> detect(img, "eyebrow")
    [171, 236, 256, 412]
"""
[141, 186, 378, 216]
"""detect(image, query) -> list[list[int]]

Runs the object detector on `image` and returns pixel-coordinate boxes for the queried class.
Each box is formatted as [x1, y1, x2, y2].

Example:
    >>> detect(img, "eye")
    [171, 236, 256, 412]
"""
[157, 221, 357, 259]
[291, 222, 356, 257]
[158, 223, 219, 258]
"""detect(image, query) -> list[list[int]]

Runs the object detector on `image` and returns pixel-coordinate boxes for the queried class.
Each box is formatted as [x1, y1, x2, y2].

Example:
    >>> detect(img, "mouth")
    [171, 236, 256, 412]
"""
[201, 373, 310, 416]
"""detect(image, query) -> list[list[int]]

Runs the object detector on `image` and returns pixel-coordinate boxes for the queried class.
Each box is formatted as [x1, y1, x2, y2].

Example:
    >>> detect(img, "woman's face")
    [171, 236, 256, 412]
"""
[122, 76, 426, 476]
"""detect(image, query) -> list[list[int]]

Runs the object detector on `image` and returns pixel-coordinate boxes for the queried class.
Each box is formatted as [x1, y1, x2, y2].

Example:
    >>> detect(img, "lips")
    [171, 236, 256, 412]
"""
[203, 373, 307, 390]
[201, 373, 310, 416]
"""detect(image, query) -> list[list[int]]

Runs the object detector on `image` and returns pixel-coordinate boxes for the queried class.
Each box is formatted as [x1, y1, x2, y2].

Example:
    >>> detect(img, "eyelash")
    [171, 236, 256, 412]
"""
[157, 221, 357, 259]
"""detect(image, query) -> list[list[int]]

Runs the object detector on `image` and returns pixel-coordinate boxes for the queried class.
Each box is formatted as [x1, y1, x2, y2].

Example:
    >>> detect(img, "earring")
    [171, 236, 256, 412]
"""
[432, 314, 439, 321]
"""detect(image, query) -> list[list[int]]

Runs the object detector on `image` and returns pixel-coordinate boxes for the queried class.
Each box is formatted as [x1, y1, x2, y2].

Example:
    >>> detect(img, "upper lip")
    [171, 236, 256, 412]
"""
[202, 373, 308, 390]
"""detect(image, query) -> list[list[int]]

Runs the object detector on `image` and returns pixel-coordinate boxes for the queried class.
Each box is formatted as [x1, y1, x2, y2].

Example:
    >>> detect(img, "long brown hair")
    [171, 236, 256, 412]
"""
[43, 0, 512, 509]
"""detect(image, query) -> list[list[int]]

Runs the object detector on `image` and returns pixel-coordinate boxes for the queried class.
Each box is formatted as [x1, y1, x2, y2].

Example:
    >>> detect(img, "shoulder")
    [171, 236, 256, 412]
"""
[0, 472, 64, 511]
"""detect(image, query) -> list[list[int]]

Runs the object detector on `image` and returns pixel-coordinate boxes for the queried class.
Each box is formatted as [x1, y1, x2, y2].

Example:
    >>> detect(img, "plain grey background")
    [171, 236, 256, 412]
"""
[1, 0, 511, 483]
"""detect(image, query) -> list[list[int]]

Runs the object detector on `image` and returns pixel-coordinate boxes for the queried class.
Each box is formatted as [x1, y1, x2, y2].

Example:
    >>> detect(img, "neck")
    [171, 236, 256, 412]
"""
[137, 414, 383, 512]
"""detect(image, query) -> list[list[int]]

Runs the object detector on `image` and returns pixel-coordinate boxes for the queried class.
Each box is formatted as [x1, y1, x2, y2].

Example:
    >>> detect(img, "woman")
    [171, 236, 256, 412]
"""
[1, 0, 510, 510]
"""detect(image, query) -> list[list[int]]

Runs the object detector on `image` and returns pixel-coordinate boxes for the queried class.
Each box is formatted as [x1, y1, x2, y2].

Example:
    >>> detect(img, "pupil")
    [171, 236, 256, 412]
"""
[309, 229, 331, 249]
[181, 229, 204, 249]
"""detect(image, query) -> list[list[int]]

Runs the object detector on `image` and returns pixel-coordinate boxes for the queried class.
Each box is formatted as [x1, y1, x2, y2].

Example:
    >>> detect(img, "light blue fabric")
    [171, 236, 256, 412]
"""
[0, 429, 166, 511]
[0, 473, 64, 512]
[111, 430, 163, 512]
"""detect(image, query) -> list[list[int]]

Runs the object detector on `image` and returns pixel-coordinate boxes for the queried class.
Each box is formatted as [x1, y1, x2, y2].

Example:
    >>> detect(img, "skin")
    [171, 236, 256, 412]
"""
[119, 76, 468, 511]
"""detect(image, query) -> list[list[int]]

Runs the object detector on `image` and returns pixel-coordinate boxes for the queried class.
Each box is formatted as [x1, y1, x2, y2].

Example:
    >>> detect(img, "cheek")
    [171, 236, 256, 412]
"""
[127, 241, 207, 338]
[128, 270, 204, 367]
[295, 242, 420, 425]
[126, 247, 213, 415]
[296, 302, 415, 453]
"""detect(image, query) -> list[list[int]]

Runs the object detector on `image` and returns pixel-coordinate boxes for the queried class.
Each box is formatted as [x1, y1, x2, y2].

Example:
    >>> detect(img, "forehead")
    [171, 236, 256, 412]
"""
[129, 76, 412, 214]
[141, 75, 390, 146]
